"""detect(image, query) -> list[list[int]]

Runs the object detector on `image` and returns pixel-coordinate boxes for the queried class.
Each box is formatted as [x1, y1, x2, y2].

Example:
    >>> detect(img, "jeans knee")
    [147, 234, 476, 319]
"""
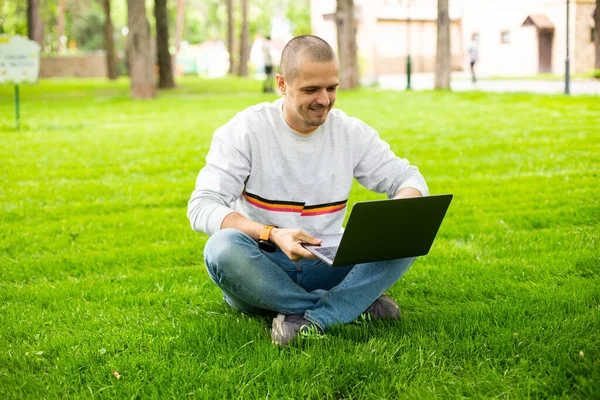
[204, 229, 255, 281]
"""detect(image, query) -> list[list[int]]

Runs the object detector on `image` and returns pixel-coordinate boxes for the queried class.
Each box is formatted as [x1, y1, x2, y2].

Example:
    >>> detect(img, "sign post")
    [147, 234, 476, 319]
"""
[565, 0, 570, 95]
[0, 35, 41, 129]
[15, 84, 20, 129]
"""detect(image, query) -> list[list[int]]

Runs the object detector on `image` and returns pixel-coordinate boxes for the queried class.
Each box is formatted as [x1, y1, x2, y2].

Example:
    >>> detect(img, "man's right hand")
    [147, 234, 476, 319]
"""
[270, 228, 322, 262]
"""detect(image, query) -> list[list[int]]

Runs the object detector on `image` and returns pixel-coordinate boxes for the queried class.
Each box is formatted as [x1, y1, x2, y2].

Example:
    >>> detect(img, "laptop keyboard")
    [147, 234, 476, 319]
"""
[314, 246, 339, 260]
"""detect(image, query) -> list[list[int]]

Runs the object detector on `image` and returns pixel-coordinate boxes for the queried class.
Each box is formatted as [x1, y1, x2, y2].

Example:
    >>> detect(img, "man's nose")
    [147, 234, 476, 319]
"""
[315, 89, 330, 105]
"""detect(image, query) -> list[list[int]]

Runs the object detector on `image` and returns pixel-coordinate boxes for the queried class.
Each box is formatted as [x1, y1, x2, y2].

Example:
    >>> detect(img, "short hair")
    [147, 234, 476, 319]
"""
[280, 35, 338, 82]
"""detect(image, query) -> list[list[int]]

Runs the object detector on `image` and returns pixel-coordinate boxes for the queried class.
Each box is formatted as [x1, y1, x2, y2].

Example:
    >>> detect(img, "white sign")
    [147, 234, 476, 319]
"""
[0, 35, 41, 84]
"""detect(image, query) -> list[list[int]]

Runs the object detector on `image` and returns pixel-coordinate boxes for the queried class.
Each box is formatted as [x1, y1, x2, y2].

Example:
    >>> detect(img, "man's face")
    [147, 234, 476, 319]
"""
[277, 59, 339, 133]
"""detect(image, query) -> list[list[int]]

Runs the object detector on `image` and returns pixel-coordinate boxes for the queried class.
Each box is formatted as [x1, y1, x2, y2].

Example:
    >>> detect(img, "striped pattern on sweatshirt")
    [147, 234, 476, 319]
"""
[243, 190, 347, 217]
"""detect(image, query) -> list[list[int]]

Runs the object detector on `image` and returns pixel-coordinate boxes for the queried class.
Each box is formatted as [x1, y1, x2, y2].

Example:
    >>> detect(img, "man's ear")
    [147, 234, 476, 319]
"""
[276, 74, 285, 95]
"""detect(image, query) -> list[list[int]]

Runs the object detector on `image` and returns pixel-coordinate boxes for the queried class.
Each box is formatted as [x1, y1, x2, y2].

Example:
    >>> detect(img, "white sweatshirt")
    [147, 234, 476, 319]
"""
[187, 98, 429, 237]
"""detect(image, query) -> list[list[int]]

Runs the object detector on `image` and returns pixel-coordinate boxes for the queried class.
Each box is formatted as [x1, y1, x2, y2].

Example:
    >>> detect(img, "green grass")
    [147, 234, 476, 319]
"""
[1, 76, 599, 399]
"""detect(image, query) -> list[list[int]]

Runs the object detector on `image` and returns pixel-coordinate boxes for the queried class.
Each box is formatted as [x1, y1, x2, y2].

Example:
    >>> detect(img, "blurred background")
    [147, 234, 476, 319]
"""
[2, 0, 599, 95]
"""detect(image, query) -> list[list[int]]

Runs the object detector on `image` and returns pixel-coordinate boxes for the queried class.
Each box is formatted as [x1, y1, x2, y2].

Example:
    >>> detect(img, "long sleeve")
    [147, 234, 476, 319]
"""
[187, 115, 253, 236]
[351, 117, 429, 198]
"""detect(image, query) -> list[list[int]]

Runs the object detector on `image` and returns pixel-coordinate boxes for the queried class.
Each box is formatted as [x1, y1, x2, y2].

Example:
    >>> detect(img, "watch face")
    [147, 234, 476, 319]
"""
[258, 239, 276, 253]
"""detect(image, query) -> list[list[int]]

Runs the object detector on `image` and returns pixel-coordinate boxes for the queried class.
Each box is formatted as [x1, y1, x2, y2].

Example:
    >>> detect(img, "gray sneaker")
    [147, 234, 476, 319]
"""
[271, 313, 323, 345]
[364, 294, 401, 319]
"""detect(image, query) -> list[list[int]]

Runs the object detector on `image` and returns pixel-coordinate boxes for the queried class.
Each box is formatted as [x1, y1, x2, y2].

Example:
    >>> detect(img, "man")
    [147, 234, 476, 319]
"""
[262, 35, 274, 93]
[188, 35, 428, 345]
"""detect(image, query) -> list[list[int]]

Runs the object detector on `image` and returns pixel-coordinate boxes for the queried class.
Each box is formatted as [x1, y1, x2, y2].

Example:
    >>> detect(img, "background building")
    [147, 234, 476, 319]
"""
[311, 0, 597, 80]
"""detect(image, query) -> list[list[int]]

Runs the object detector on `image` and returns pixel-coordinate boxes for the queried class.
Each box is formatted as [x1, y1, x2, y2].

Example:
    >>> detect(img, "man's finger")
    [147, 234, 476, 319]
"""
[297, 231, 322, 245]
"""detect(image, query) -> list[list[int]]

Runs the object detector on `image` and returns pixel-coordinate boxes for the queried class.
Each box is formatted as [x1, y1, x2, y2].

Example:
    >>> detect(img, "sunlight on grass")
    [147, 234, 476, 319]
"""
[0, 77, 599, 398]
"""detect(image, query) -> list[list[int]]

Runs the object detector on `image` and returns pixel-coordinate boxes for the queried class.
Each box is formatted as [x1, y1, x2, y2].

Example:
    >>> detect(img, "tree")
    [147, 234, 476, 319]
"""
[335, 0, 360, 89]
[0, 2, 27, 36]
[72, 5, 107, 51]
[57, 0, 66, 53]
[286, 0, 312, 36]
[100, 0, 118, 79]
[27, 0, 44, 47]
[127, 0, 156, 99]
[174, 0, 185, 55]
[238, 0, 249, 76]
[154, 0, 175, 88]
[595, 0, 599, 70]
[226, 0, 235, 74]
[434, 0, 451, 89]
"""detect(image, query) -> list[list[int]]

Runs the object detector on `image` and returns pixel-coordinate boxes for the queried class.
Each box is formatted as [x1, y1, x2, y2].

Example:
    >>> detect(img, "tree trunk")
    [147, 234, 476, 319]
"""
[238, 0, 249, 77]
[127, 0, 156, 99]
[27, 0, 44, 48]
[100, 0, 119, 80]
[57, 0, 66, 53]
[227, 0, 235, 75]
[595, 0, 599, 69]
[173, 0, 185, 76]
[335, 0, 360, 89]
[155, 0, 175, 88]
[174, 0, 184, 53]
[435, 0, 451, 89]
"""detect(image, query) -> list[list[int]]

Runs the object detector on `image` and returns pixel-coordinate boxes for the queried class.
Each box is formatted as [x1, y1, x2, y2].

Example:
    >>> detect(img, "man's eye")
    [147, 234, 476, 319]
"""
[304, 89, 316, 94]
[327, 87, 337, 92]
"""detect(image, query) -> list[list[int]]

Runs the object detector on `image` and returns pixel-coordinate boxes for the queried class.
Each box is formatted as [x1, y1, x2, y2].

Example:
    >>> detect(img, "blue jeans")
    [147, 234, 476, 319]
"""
[203, 229, 416, 331]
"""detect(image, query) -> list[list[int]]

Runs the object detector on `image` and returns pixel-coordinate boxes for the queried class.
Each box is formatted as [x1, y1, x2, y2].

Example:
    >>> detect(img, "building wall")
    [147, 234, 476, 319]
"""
[460, 0, 573, 77]
[574, 3, 597, 73]
[373, 20, 463, 75]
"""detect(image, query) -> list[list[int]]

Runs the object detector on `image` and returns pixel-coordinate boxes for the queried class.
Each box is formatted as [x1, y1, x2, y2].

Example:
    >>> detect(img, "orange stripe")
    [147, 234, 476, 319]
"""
[301, 203, 346, 216]
[244, 192, 303, 213]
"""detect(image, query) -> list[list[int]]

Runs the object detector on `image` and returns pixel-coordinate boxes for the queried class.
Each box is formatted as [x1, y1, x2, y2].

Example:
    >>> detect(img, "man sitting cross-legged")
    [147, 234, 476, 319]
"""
[187, 35, 428, 345]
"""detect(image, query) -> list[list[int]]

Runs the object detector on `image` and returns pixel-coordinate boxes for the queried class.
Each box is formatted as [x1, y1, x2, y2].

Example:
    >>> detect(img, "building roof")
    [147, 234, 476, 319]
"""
[521, 15, 555, 30]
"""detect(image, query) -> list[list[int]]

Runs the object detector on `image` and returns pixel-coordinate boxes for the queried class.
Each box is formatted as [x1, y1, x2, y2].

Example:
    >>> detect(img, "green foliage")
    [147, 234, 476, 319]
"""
[0, 0, 310, 58]
[71, 4, 105, 51]
[249, 1, 273, 38]
[286, 2, 312, 36]
[0, 77, 598, 398]
[593, 69, 600, 79]
[0, 0, 27, 35]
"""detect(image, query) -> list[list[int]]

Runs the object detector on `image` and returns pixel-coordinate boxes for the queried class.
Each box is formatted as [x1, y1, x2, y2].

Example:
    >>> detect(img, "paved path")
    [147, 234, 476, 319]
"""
[375, 73, 600, 95]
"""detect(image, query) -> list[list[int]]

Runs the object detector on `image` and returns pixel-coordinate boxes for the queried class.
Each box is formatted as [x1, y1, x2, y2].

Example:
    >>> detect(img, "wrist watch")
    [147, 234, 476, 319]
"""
[258, 225, 277, 253]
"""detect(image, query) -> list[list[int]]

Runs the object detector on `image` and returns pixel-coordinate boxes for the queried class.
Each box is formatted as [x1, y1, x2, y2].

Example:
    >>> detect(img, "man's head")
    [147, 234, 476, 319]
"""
[276, 35, 339, 133]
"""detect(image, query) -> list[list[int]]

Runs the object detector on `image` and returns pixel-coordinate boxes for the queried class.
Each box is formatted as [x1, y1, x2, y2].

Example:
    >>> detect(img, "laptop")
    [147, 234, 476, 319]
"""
[301, 194, 453, 266]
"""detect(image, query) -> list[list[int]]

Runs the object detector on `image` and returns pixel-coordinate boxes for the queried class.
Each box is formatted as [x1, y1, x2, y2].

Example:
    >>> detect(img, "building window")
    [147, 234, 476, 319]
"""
[501, 31, 511, 44]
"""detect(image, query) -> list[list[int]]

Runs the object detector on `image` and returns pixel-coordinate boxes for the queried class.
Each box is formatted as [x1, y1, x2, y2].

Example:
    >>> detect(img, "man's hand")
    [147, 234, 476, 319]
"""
[270, 228, 322, 262]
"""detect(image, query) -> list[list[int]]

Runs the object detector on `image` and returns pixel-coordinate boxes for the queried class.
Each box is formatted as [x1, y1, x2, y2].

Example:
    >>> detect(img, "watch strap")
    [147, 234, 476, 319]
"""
[259, 225, 276, 241]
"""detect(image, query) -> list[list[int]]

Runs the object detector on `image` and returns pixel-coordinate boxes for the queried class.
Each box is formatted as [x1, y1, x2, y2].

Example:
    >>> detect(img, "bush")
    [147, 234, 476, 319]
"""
[593, 69, 600, 80]
[72, 6, 105, 51]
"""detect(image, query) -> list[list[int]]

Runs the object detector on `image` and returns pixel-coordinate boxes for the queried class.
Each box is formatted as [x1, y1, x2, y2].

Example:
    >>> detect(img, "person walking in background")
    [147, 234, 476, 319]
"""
[468, 40, 479, 83]
[262, 35, 274, 93]
[188, 35, 428, 346]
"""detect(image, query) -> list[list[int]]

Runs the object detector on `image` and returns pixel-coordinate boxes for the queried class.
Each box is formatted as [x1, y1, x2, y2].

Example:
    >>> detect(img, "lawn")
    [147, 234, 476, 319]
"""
[0, 77, 599, 399]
